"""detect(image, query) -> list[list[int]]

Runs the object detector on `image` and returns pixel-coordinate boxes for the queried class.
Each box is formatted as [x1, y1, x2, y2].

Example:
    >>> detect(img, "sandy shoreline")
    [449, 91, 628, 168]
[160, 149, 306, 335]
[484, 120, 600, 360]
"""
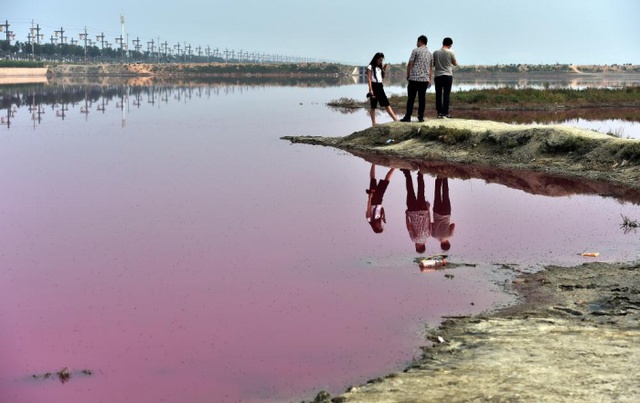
[287, 122, 640, 402]
[318, 261, 640, 402]
[0, 68, 48, 85]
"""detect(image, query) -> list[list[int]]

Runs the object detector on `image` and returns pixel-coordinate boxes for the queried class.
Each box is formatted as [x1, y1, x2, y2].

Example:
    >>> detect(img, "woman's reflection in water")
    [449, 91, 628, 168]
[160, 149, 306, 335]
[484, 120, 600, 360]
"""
[402, 169, 431, 253]
[432, 177, 456, 251]
[366, 164, 395, 233]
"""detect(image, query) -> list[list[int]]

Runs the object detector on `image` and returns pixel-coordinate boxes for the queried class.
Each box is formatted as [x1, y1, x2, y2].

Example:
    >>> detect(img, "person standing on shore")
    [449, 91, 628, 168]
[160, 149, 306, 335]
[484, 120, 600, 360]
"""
[400, 35, 433, 123]
[433, 37, 458, 119]
[367, 52, 399, 126]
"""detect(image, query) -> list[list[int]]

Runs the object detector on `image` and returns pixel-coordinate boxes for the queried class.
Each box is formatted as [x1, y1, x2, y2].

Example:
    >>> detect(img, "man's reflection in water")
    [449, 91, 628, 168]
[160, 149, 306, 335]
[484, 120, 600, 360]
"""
[432, 177, 456, 250]
[366, 164, 395, 233]
[402, 169, 431, 253]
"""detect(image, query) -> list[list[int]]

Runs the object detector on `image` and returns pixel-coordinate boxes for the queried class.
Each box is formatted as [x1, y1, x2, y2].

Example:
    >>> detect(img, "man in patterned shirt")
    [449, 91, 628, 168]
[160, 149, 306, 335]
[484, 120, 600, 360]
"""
[400, 35, 434, 123]
[402, 169, 431, 253]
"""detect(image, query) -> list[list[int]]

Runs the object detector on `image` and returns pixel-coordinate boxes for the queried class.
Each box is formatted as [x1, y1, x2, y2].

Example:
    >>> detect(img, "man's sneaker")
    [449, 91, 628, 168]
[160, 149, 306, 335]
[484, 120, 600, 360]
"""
[400, 116, 411, 122]
[437, 114, 444, 119]
[418, 118, 424, 122]
[444, 114, 452, 119]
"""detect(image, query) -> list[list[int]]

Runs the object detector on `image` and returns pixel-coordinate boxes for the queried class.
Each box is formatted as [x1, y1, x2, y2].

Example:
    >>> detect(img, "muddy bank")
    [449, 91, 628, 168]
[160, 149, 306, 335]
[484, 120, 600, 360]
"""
[283, 120, 640, 193]
[318, 261, 640, 402]
[287, 122, 640, 402]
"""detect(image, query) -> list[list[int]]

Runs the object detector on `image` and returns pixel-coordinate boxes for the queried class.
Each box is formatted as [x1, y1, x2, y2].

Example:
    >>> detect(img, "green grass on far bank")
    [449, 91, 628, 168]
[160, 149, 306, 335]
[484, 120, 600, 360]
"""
[167, 63, 346, 76]
[330, 86, 640, 110]
[0, 60, 46, 68]
[454, 86, 640, 107]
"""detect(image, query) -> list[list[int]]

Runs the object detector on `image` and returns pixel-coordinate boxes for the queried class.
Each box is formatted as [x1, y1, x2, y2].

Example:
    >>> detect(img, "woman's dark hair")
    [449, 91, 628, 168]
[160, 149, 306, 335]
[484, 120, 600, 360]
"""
[369, 219, 384, 233]
[368, 52, 385, 81]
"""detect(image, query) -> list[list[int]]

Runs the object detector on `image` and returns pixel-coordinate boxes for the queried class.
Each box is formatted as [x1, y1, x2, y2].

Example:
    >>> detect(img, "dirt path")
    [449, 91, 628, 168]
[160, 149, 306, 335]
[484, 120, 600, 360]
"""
[569, 64, 583, 74]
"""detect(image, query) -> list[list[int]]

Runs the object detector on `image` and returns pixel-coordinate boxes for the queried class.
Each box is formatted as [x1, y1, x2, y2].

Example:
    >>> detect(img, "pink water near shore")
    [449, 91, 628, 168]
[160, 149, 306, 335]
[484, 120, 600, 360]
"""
[1, 82, 639, 403]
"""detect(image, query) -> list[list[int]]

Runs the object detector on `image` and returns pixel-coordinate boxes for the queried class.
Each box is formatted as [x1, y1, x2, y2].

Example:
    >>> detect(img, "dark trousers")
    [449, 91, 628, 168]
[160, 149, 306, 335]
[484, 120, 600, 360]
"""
[434, 75, 453, 116]
[405, 80, 429, 119]
[405, 172, 428, 211]
[433, 178, 451, 215]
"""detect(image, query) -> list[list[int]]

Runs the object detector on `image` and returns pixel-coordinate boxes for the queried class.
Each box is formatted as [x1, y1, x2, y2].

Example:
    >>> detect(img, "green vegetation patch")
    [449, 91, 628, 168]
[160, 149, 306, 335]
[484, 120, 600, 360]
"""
[544, 133, 600, 154]
[486, 130, 534, 148]
[616, 142, 640, 163]
[418, 125, 473, 145]
[452, 87, 640, 108]
[333, 86, 640, 111]
[0, 60, 45, 68]
[178, 63, 343, 76]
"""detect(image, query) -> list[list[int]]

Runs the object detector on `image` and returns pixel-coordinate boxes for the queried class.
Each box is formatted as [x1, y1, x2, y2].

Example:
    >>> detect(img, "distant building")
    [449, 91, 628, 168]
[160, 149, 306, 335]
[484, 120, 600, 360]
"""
[352, 66, 367, 76]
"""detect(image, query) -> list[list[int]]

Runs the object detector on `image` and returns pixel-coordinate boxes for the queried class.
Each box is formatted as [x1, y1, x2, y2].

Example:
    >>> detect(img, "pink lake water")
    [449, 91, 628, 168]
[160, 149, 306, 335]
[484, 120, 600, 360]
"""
[1, 80, 640, 403]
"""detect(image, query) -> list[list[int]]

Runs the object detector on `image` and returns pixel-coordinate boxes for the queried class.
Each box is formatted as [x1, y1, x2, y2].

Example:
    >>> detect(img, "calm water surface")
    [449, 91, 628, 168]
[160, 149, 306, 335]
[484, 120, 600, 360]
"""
[1, 79, 639, 403]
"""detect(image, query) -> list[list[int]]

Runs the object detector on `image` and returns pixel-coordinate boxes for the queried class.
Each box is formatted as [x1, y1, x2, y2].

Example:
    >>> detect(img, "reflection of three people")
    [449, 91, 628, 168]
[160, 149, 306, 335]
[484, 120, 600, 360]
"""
[366, 164, 455, 253]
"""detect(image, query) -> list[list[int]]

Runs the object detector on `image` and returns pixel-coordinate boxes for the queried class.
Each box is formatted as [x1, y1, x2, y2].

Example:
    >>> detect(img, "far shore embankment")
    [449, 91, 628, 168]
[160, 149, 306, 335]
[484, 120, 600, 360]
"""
[0, 63, 355, 84]
[3, 63, 640, 85]
[0, 67, 48, 84]
[45, 62, 354, 78]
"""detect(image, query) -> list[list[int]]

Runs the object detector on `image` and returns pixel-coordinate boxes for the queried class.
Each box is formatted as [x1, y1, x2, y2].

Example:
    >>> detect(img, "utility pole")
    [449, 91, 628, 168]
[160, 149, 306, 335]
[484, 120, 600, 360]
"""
[79, 26, 89, 60]
[115, 35, 125, 57]
[1, 20, 11, 42]
[32, 23, 42, 45]
[174, 43, 181, 60]
[33, 22, 42, 58]
[147, 39, 155, 58]
[29, 20, 38, 59]
[27, 30, 34, 57]
[132, 37, 141, 54]
[96, 32, 105, 50]
[54, 27, 66, 44]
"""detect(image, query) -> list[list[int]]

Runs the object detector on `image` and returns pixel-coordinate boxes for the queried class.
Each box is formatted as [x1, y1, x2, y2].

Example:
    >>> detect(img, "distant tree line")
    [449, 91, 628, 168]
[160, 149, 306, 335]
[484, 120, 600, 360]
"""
[1, 36, 324, 65]
[455, 64, 640, 73]
[1, 39, 228, 64]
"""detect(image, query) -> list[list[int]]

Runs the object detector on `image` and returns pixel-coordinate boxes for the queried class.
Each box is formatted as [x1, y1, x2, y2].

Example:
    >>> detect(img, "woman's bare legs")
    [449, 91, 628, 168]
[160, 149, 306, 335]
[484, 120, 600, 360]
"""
[370, 108, 377, 126]
[385, 106, 398, 121]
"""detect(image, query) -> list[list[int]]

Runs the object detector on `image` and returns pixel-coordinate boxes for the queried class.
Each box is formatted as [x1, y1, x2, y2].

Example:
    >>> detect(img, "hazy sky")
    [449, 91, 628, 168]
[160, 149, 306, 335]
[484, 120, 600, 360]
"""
[5, 0, 640, 65]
